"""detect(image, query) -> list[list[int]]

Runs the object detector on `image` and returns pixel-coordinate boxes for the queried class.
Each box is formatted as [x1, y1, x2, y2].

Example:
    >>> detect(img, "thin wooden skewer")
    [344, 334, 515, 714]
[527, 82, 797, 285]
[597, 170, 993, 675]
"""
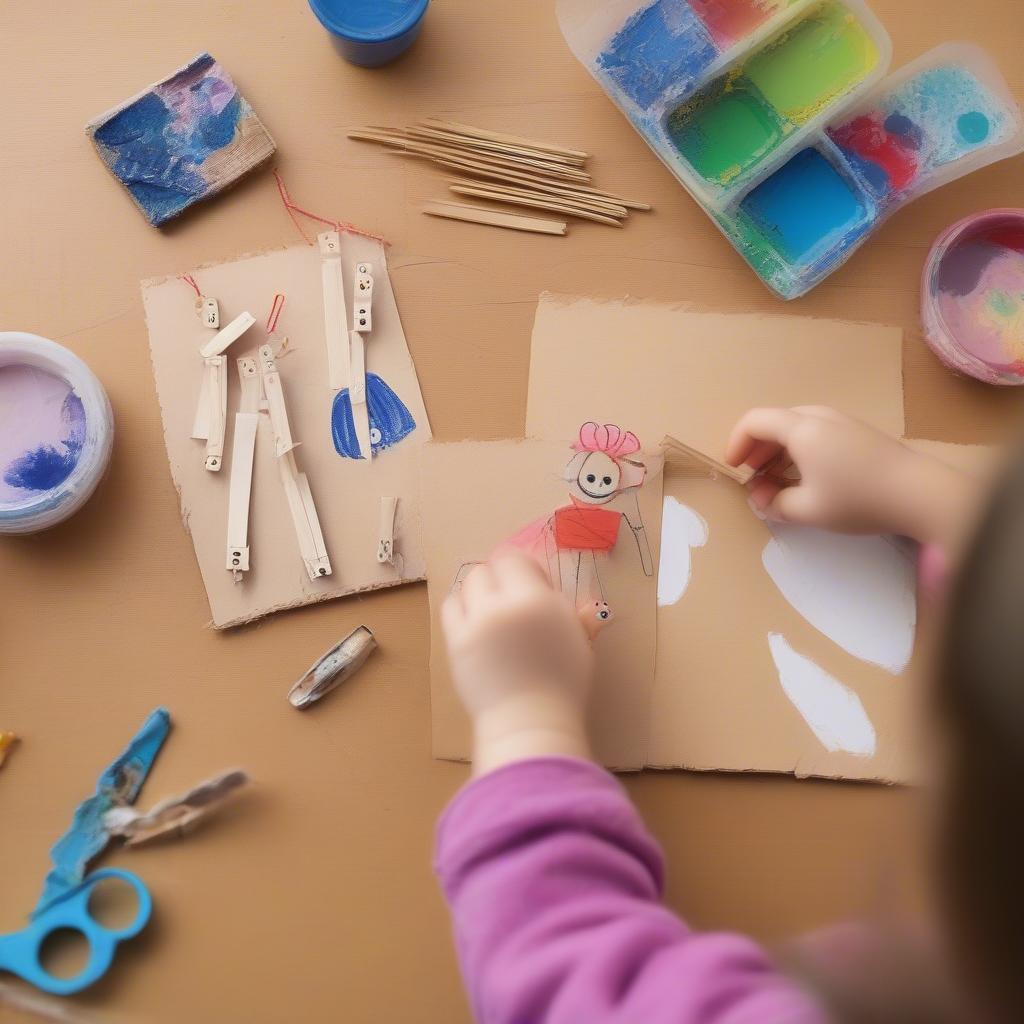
[403, 126, 586, 168]
[423, 200, 568, 236]
[661, 435, 755, 485]
[420, 118, 590, 161]
[349, 131, 592, 183]
[449, 179, 628, 218]
[449, 185, 624, 225]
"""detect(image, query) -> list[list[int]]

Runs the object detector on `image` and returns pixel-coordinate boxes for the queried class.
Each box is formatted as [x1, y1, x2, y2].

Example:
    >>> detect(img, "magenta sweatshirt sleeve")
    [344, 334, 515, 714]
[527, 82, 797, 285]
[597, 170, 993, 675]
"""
[435, 757, 828, 1024]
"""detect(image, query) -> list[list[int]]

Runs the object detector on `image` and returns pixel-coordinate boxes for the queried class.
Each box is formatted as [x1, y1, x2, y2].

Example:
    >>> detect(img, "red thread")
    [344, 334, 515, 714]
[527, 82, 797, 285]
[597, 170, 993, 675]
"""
[273, 171, 388, 247]
[266, 294, 286, 334]
[181, 274, 201, 297]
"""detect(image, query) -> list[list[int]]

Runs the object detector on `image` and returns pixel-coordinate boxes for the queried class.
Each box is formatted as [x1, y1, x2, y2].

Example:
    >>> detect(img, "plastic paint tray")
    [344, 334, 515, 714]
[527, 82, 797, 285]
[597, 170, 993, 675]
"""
[559, 1, 1024, 299]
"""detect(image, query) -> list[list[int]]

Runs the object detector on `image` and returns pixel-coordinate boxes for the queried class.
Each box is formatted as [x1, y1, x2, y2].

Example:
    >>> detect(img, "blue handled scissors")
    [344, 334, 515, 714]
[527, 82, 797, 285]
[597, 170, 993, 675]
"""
[0, 708, 170, 996]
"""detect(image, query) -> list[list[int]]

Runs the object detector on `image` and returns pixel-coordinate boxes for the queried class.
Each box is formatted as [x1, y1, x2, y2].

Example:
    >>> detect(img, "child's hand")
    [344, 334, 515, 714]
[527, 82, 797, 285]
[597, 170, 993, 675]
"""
[726, 406, 973, 545]
[442, 553, 594, 775]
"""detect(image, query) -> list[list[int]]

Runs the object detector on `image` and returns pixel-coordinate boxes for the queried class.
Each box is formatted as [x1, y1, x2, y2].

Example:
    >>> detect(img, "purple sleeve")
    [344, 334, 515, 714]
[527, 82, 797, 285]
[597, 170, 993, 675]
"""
[435, 757, 828, 1024]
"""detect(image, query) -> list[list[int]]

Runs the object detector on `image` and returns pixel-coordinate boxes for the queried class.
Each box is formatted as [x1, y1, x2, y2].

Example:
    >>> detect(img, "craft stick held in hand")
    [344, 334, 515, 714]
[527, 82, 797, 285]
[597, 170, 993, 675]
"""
[661, 435, 755, 485]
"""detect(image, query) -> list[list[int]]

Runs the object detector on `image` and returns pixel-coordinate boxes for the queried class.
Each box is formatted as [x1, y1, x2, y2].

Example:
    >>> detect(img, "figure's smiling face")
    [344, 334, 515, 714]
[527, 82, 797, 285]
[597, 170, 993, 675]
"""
[574, 451, 620, 504]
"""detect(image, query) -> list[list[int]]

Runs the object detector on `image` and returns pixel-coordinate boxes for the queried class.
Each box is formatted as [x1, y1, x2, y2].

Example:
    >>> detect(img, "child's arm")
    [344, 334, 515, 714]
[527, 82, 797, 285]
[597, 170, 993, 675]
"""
[725, 406, 977, 549]
[438, 555, 826, 1024]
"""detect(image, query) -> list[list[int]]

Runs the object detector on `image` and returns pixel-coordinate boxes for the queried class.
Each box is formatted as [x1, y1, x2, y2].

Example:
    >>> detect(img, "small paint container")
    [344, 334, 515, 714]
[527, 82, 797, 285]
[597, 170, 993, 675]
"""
[922, 209, 1024, 386]
[307, 0, 430, 67]
[0, 333, 114, 534]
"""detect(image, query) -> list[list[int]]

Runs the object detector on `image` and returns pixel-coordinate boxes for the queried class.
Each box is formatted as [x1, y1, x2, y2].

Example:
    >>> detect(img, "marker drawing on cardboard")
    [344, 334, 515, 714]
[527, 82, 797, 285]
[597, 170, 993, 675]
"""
[762, 523, 916, 673]
[461, 423, 654, 638]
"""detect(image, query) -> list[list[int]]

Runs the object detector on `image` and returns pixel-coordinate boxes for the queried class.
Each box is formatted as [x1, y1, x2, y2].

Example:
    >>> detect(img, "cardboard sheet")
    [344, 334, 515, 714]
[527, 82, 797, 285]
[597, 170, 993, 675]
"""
[423, 438, 664, 770]
[143, 238, 431, 627]
[526, 294, 922, 781]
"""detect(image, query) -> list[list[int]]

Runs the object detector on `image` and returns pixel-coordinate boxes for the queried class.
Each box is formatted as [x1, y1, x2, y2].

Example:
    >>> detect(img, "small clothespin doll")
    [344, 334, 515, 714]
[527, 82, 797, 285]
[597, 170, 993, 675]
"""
[495, 422, 654, 639]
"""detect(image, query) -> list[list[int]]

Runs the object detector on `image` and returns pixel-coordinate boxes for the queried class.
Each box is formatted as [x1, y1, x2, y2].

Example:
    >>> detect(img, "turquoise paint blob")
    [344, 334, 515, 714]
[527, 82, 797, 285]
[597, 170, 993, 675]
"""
[739, 147, 873, 264]
[958, 110, 990, 144]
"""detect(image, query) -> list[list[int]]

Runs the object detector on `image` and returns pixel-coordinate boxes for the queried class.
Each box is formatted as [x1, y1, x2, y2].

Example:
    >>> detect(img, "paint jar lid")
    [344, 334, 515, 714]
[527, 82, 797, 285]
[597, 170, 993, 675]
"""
[307, 0, 429, 42]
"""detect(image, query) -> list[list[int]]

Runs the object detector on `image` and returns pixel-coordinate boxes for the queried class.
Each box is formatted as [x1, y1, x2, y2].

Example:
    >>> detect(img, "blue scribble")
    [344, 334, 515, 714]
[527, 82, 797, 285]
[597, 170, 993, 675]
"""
[90, 54, 246, 226]
[4, 392, 86, 494]
[34, 708, 171, 916]
[332, 374, 416, 460]
[597, 0, 718, 110]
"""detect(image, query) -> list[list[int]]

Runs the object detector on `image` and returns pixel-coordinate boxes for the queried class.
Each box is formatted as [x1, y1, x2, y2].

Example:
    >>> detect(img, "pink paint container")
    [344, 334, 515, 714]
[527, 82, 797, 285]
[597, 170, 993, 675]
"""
[922, 208, 1024, 386]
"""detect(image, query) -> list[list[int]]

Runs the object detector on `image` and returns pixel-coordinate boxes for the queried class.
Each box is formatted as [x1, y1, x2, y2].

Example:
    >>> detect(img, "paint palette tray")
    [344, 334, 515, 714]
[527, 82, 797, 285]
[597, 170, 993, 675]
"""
[559, 1, 1024, 298]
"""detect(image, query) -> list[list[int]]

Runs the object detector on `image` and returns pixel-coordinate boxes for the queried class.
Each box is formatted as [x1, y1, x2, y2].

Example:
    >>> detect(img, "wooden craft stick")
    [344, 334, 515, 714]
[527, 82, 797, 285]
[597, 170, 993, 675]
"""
[226, 357, 260, 581]
[402, 125, 585, 167]
[661, 435, 755, 485]
[448, 185, 624, 226]
[349, 131, 592, 183]
[259, 345, 299, 457]
[419, 118, 589, 161]
[203, 356, 227, 472]
[318, 231, 349, 391]
[198, 311, 256, 359]
[423, 201, 567, 236]
[447, 172, 646, 212]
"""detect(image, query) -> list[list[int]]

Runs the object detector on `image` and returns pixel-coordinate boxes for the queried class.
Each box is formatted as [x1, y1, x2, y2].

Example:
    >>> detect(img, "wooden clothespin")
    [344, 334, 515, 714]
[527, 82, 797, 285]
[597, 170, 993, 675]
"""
[258, 344, 332, 582]
[197, 295, 220, 329]
[226, 357, 260, 582]
[349, 261, 374, 460]
[319, 231, 349, 391]
[660, 435, 755, 485]
[191, 311, 256, 472]
[377, 496, 397, 565]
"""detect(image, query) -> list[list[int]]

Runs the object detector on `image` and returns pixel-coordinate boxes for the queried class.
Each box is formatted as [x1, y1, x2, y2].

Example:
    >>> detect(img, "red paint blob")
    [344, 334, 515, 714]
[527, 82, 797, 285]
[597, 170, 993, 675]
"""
[831, 113, 919, 192]
[689, 0, 775, 47]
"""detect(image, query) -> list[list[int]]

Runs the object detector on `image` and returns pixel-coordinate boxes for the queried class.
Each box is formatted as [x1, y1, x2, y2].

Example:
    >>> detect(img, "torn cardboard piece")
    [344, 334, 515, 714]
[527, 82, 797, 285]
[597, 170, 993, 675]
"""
[142, 237, 432, 627]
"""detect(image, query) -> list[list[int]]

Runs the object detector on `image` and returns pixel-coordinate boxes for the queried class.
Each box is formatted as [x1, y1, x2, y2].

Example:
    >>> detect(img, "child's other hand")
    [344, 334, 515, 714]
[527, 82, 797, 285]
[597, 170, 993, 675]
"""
[442, 553, 594, 775]
[725, 406, 972, 545]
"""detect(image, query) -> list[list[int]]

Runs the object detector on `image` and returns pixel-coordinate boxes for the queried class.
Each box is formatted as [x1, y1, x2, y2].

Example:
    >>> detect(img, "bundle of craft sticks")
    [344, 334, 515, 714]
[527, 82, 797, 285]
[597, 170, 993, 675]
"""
[348, 118, 651, 235]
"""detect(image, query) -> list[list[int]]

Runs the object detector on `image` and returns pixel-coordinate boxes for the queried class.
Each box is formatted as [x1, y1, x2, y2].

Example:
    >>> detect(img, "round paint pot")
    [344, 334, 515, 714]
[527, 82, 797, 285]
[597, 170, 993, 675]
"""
[922, 209, 1024, 386]
[307, 0, 430, 67]
[0, 333, 114, 534]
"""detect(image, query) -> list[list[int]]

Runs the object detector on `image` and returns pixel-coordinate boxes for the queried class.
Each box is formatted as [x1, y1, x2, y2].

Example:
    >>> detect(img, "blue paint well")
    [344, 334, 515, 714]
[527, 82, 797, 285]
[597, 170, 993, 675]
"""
[597, 0, 718, 110]
[307, 0, 429, 66]
[332, 373, 416, 459]
[34, 708, 171, 916]
[4, 393, 86, 494]
[740, 148, 873, 264]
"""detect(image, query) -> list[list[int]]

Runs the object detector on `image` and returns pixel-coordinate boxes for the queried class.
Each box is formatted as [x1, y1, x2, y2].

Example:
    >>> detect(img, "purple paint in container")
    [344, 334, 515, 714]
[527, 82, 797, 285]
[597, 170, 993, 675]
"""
[307, 0, 430, 67]
[922, 209, 1024, 386]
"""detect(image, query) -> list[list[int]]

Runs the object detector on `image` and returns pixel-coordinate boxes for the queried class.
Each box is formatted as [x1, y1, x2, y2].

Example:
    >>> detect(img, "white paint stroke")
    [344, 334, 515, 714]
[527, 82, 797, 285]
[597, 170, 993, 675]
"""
[762, 524, 916, 674]
[768, 633, 877, 757]
[657, 497, 709, 606]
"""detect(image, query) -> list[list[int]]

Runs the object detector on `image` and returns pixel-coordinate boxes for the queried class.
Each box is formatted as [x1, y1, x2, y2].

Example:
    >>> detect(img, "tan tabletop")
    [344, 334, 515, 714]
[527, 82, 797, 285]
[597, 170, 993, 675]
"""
[2, 1, 1022, 1021]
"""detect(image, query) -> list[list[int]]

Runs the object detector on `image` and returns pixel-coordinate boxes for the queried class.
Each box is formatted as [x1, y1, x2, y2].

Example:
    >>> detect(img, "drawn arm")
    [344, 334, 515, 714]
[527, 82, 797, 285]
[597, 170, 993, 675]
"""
[622, 492, 653, 577]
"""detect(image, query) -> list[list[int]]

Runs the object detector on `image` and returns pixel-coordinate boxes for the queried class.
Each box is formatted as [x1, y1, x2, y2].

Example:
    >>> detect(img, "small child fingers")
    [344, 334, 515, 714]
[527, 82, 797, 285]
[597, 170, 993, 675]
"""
[491, 551, 551, 593]
[725, 408, 800, 466]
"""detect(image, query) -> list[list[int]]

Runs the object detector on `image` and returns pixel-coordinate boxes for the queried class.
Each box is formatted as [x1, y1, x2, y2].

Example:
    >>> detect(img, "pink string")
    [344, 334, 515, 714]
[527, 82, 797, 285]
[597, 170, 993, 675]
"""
[273, 171, 388, 246]
[266, 294, 285, 334]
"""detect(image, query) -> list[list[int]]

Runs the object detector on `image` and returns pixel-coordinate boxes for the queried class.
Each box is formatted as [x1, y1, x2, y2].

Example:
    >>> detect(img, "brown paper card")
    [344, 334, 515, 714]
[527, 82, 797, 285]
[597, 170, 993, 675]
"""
[143, 238, 431, 627]
[423, 438, 664, 770]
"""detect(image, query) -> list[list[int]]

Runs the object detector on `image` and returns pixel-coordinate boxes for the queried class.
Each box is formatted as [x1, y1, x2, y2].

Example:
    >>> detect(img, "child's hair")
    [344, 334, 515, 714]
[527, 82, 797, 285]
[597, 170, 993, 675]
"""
[795, 445, 1024, 1024]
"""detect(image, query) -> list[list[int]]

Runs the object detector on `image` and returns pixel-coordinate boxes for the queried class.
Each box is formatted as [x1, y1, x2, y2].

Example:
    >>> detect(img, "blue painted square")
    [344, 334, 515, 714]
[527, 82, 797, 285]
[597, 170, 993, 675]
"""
[740, 148, 873, 265]
[87, 53, 276, 226]
[597, 0, 718, 110]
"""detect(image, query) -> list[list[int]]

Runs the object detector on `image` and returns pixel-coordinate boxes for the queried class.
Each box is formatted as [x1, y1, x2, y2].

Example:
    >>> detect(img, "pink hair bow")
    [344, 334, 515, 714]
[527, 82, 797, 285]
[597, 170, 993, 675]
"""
[575, 422, 642, 460]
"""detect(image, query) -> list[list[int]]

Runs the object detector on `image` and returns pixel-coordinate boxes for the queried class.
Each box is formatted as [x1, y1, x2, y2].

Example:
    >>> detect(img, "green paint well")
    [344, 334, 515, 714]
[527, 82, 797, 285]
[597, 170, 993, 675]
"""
[744, 2, 879, 124]
[667, 77, 789, 185]
[990, 290, 1016, 317]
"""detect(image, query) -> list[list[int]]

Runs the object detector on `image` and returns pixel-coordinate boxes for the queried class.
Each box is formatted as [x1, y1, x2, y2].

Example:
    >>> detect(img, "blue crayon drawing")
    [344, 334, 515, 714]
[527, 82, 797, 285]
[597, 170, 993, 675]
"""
[597, 0, 718, 110]
[332, 374, 416, 460]
[88, 53, 276, 226]
[4, 392, 87, 494]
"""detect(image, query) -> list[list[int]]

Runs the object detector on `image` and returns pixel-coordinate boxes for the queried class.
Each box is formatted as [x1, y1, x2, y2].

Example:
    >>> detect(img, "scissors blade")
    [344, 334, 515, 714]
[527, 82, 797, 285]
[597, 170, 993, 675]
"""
[33, 708, 171, 917]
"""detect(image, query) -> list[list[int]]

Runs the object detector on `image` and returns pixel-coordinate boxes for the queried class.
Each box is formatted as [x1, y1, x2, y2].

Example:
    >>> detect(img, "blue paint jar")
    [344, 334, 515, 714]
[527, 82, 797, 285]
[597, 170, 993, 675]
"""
[307, 0, 430, 67]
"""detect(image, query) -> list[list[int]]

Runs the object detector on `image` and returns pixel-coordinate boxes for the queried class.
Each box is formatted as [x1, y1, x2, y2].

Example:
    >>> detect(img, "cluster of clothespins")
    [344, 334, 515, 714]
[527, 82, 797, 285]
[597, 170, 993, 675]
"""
[349, 117, 651, 235]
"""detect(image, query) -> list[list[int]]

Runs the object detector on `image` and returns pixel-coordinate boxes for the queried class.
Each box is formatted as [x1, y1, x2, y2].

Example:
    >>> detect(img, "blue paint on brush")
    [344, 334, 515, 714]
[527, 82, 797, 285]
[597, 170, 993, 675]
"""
[35, 708, 171, 916]
[332, 373, 416, 459]
[4, 393, 86, 493]
[597, 0, 718, 110]
[740, 148, 873, 264]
